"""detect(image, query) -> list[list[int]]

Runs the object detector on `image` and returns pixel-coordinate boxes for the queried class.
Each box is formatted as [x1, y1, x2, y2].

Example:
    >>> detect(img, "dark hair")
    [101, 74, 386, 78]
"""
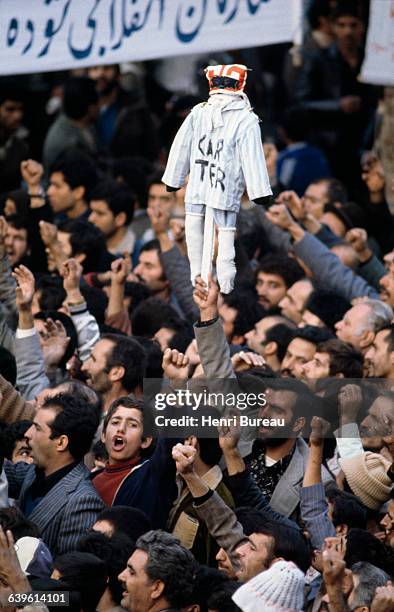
[91, 179, 135, 225]
[235, 508, 311, 573]
[95, 504, 151, 542]
[103, 395, 152, 448]
[256, 254, 304, 289]
[77, 531, 135, 605]
[80, 285, 108, 325]
[293, 325, 333, 346]
[50, 151, 97, 202]
[101, 334, 147, 392]
[146, 170, 168, 194]
[264, 323, 295, 361]
[167, 320, 194, 353]
[131, 298, 179, 337]
[2, 420, 32, 460]
[325, 485, 367, 530]
[0, 346, 17, 385]
[36, 275, 66, 311]
[280, 106, 311, 143]
[376, 323, 394, 352]
[42, 393, 100, 461]
[0, 507, 40, 540]
[317, 339, 364, 377]
[310, 177, 348, 206]
[187, 565, 233, 610]
[91, 440, 108, 462]
[223, 291, 265, 339]
[125, 281, 152, 309]
[5, 213, 28, 231]
[55, 380, 102, 416]
[207, 581, 241, 612]
[133, 337, 164, 378]
[135, 530, 197, 609]
[307, 0, 331, 29]
[54, 552, 107, 612]
[197, 437, 223, 467]
[264, 376, 314, 420]
[112, 157, 149, 207]
[304, 291, 351, 331]
[4, 189, 30, 218]
[34, 310, 78, 370]
[345, 529, 392, 572]
[57, 219, 107, 274]
[332, 0, 361, 21]
[0, 83, 26, 106]
[63, 77, 98, 121]
[139, 238, 162, 256]
[27, 578, 81, 612]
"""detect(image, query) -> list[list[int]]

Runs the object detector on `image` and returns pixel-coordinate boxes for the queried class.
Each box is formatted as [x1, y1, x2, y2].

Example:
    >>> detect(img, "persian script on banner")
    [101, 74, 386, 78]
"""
[0, 0, 302, 75]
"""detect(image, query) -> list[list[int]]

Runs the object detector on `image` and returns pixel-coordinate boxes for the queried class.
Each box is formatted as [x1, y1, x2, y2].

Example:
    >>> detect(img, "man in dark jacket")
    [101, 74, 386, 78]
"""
[88, 64, 159, 162]
[4, 393, 104, 556]
[0, 86, 29, 197]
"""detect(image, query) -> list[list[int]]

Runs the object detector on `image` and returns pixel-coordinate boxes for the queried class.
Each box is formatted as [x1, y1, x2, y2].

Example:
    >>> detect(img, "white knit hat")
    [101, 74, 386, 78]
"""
[339, 452, 393, 510]
[232, 560, 305, 612]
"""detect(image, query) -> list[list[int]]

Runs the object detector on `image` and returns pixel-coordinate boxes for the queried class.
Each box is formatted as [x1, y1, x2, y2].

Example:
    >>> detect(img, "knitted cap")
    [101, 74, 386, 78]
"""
[339, 452, 393, 510]
[205, 64, 248, 95]
[15, 536, 53, 579]
[232, 560, 305, 612]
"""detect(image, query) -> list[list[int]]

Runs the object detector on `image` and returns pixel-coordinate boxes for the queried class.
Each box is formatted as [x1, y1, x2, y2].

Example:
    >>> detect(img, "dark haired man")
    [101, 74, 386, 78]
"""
[326, 486, 367, 535]
[81, 333, 147, 414]
[303, 338, 364, 381]
[281, 325, 333, 379]
[88, 64, 159, 162]
[4, 215, 30, 266]
[43, 218, 114, 274]
[3, 393, 104, 555]
[92, 397, 177, 528]
[296, 0, 376, 189]
[43, 77, 99, 171]
[244, 315, 296, 370]
[219, 291, 265, 344]
[133, 239, 169, 298]
[364, 323, 394, 379]
[89, 179, 136, 256]
[133, 239, 186, 318]
[93, 505, 151, 541]
[78, 530, 135, 612]
[118, 530, 196, 612]
[255, 254, 304, 310]
[0, 86, 28, 195]
[47, 150, 98, 221]
[2, 420, 33, 464]
[302, 177, 348, 221]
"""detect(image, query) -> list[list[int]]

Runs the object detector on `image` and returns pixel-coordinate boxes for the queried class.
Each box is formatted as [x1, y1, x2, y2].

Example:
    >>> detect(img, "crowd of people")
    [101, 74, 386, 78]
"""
[0, 0, 394, 610]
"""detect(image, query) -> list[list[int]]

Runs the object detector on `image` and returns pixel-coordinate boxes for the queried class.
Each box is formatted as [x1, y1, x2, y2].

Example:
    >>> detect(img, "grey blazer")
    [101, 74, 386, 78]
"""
[268, 437, 332, 518]
[5, 461, 105, 556]
[194, 318, 333, 518]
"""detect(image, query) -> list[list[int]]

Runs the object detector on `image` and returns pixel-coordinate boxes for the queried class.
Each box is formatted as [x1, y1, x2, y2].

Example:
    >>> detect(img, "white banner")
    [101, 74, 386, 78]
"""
[360, 0, 394, 87]
[0, 0, 302, 76]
